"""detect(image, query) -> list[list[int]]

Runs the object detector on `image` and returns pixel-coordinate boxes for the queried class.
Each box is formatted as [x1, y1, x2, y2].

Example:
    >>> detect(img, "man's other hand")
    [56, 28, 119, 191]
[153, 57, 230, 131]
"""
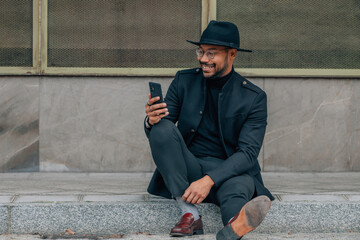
[182, 175, 215, 205]
[145, 94, 169, 125]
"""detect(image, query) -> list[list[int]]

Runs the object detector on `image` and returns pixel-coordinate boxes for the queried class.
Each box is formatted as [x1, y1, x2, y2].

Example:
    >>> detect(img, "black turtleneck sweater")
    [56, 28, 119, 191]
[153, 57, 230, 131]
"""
[188, 68, 234, 159]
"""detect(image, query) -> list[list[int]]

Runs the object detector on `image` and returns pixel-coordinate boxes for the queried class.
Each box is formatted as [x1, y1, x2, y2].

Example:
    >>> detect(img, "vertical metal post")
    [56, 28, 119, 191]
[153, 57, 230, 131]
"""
[201, 0, 209, 32]
[40, 0, 48, 74]
[33, 0, 40, 74]
[208, 0, 216, 21]
[202, 0, 217, 32]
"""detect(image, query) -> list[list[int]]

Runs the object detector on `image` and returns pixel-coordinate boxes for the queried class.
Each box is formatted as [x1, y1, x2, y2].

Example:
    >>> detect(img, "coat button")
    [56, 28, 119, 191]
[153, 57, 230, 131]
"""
[243, 81, 247, 85]
[200, 111, 203, 115]
[191, 129, 195, 133]
[196, 68, 200, 72]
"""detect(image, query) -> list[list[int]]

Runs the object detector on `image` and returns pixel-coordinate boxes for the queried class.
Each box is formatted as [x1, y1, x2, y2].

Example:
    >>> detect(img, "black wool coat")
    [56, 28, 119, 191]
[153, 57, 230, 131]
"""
[144, 68, 274, 201]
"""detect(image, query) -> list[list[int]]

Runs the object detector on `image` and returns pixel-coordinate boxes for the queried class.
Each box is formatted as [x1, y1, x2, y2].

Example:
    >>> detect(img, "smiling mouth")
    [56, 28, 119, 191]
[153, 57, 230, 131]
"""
[201, 64, 215, 72]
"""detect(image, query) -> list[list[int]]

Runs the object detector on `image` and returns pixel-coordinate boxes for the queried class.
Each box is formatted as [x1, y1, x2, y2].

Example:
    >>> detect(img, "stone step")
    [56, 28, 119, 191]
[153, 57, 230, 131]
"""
[0, 172, 359, 235]
[3, 200, 359, 235]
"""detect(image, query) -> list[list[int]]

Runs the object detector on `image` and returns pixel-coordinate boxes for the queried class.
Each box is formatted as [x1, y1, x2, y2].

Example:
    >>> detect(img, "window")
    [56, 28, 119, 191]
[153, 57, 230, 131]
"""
[47, 0, 201, 68]
[217, 0, 360, 69]
[0, 0, 33, 67]
[0, 0, 359, 76]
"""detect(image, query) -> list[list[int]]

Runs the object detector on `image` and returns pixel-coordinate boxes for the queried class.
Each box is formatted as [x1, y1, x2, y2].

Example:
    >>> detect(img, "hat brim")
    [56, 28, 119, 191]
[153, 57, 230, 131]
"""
[186, 40, 252, 52]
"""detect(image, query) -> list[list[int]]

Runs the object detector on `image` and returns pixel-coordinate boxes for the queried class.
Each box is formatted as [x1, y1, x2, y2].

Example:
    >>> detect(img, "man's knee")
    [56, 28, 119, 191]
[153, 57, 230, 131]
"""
[149, 119, 177, 145]
[217, 174, 255, 202]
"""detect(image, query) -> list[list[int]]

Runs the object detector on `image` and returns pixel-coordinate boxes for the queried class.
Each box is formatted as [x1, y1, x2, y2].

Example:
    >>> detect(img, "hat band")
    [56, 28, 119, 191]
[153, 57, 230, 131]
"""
[186, 39, 252, 52]
[199, 38, 239, 49]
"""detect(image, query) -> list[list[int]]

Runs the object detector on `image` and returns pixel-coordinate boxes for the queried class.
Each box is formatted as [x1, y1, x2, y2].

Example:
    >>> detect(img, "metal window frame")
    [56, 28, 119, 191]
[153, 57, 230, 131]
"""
[0, 0, 40, 75]
[40, 0, 208, 77]
[39, 0, 360, 78]
[0, 0, 359, 77]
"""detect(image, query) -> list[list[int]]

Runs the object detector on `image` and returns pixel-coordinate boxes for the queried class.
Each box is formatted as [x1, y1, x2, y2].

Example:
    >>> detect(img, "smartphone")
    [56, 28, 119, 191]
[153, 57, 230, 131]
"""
[149, 82, 164, 105]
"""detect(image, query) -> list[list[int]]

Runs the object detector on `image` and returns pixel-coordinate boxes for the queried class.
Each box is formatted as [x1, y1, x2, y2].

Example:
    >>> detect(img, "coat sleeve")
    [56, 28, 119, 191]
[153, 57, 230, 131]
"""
[205, 91, 267, 187]
[144, 72, 181, 138]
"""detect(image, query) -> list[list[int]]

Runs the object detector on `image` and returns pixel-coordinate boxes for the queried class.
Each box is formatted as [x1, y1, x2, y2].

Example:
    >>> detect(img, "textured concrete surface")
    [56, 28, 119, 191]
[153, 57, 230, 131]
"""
[10, 202, 222, 235]
[351, 80, 360, 171]
[1, 76, 360, 172]
[0, 172, 360, 235]
[1, 172, 359, 199]
[260, 202, 360, 233]
[264, 78, 360, 172]
[39, 77, 171, 172]
[1, 233, 360, 240]
[0, 206, 7, 234]
[8, 201, 360, 235]
[38, 76, 360, 172]
[0, 77, 39, 172]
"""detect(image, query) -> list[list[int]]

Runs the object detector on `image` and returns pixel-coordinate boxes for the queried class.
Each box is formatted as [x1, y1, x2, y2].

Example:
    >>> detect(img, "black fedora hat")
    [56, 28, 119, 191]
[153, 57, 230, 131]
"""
[187, 20, 252, 52]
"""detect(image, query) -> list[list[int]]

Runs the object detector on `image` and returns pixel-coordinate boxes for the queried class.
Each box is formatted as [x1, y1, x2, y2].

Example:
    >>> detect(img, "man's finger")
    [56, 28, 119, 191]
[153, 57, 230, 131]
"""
[195, 197, 204, 205]
[160, 111, 169, 118]
[147, 111, 168, 125]
[183, 191, 194, 203]
[192, 196, 200, 205]
[148, 109, 166, 117]
[182, 189, 190, 201]
[152, 102, 167, 109]
[151, 108, 168, 116]
[147, 103, 166, 114]
[148, 96, 160, 105]
[186, 193, 195, 204]
[145, 105, 153, 114]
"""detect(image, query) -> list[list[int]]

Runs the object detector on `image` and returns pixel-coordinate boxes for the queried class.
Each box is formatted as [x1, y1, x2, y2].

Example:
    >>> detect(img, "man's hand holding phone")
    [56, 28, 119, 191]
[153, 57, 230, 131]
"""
[145, 82, 169, 126]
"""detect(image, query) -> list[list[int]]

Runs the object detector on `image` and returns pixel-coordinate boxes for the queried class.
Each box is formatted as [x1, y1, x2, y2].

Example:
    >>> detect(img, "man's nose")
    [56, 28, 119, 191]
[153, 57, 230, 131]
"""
[199, 53, 210, 62]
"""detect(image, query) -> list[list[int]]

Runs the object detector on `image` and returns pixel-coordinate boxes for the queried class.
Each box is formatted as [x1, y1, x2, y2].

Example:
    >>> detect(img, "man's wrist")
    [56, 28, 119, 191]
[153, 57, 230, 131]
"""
[145, 116, 153, 129]
[204, 175, 215, 187]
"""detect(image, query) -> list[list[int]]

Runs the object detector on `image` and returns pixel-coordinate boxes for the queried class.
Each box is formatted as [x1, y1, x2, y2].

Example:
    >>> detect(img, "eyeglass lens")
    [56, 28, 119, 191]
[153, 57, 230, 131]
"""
[196, 49, 215, 59]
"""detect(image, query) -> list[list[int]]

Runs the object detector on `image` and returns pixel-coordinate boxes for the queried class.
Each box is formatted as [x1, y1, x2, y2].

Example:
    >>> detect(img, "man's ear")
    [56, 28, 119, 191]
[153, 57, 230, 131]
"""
[230, 49, 237, 59]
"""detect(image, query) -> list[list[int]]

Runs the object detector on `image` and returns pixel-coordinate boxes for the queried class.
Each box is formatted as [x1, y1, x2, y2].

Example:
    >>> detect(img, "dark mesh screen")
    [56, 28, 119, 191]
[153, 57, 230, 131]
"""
[217, 0, 360, 69]
[48, 0, 202, 68]
[0, 0, 33, 67]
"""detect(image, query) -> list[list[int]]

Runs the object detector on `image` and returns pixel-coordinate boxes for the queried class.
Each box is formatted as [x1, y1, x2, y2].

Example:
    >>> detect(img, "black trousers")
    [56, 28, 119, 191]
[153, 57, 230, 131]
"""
[149, 119, 255, 225]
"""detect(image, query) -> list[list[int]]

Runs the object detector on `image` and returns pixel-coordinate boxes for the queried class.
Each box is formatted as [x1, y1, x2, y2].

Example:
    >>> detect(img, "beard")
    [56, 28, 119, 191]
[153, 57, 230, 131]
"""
[200, 53, 230, 79]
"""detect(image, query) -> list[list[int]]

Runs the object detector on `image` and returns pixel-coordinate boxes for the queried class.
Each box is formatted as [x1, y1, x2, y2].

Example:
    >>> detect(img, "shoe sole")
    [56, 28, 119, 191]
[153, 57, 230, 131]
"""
[216, 195, 271, 240]
[232, 195, 271, 236]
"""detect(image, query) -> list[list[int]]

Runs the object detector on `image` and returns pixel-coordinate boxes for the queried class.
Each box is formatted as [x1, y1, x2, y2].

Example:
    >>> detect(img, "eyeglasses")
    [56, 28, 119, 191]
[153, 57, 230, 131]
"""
[196, 47, 229, 59]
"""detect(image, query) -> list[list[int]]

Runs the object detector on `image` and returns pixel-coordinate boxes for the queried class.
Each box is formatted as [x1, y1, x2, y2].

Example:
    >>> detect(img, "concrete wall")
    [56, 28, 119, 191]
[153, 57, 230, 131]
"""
[0, 75, 359, 172]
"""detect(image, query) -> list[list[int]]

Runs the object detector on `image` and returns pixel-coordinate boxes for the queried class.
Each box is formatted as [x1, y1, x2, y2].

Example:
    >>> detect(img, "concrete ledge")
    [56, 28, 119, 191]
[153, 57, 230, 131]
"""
[0, 206, 7, 234]
[8, 202, 221, 235]
[3, 200, 360, 235]
[1, 172, 360, 235]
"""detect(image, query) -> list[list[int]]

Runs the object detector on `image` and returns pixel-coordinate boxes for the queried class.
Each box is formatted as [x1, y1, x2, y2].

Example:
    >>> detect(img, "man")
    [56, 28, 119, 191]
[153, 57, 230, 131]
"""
[144, 20, 274, 240]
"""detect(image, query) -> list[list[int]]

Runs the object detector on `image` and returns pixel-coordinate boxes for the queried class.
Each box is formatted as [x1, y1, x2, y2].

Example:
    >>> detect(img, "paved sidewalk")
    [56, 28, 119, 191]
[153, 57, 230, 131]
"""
[1, 233, 360, 240]
[1, 172, 359, 203]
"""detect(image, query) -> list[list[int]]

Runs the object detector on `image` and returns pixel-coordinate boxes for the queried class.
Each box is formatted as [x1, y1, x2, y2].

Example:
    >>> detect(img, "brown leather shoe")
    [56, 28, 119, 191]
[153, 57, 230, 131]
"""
[170, 213, 204, 237]
[216, 195, 271, 240]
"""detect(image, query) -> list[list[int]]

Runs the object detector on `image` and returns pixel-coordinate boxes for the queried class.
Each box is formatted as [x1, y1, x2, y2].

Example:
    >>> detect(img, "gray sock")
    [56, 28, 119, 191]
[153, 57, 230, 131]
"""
[176, 197, 200, 220]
